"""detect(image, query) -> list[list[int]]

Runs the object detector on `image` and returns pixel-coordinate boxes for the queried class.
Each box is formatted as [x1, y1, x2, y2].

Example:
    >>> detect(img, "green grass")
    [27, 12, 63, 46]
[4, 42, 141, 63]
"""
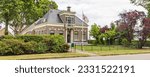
[76, 45, 150, 56]
[0, 52, 89, 60]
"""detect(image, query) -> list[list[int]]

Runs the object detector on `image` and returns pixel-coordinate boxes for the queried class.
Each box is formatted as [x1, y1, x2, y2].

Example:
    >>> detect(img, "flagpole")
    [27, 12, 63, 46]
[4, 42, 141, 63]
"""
[81, 11, 84, 51]
[81, 11, 89, 51]
[81, 17, 83, 51]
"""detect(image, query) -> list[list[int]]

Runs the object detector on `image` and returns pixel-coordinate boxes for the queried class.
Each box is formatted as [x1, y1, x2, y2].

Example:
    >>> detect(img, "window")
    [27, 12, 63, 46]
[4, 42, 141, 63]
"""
[83, 31, 87, 41]
[38, 31, 41, 34]
[50, 30, 55, 35]
[74, 31, 78, 41]
[66, 17, 72, 24]
[66, 17, 74, 26]
[41, 31, 44, 34]
[59, 31, 64, 35]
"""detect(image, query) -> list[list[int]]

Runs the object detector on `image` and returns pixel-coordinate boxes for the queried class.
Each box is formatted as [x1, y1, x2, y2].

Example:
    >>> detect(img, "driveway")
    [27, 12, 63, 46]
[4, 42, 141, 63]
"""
[53, 54, 150, 60]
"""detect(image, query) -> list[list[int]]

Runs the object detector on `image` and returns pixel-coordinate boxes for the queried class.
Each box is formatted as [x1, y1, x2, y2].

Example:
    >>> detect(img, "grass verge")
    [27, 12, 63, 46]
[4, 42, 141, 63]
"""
[76, 45, 150, 56]
[0, 52, 89, 60]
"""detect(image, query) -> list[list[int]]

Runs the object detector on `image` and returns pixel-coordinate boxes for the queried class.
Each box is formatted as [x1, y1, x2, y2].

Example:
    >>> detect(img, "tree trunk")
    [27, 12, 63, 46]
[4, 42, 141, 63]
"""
[138, 39, 143, 49]
[5, 19, 9, 35]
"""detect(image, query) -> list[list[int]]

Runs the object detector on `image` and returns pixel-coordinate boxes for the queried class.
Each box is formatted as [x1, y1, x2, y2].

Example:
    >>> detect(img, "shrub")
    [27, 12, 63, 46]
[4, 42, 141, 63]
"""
[0, 41, 9, 55]
[2, 35, 15, 39]
[34, 42, 48, 54]
[22, 41, 37, 54]
[1, 39, 24, 55]
[60, 44, 70, 53]
[88, 40, 95, 44]
[16, 35, 44, 42]
[44, 35, 66, 53]
[131, 41, 138, 48]
[0, 35, 69, 55]
[121, 38, 130, 47]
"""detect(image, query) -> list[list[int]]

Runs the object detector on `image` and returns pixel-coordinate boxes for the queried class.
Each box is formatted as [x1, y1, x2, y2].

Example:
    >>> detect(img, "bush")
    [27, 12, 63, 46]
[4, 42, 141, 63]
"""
[114, 39, 122, 45]
[34, 42, 48, 54]
[16, 35, 44, 42]
[60, 44, 70, 53]
[0, 35, 69, 55]
[0, 41, 9, 55]
[22, 41, 37, 54]
[88, 40, 96, 44]
[44, 35, 66, 53]
[121, 38, 130, 47]
[0, 39, 24, 55]
[2, 35, 15, 39]
[131, 41, 138, 48]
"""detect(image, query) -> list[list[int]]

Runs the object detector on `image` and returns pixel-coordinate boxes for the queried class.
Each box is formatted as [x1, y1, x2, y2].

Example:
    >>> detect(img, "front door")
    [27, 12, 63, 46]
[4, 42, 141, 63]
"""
[67, 29, 71, 43]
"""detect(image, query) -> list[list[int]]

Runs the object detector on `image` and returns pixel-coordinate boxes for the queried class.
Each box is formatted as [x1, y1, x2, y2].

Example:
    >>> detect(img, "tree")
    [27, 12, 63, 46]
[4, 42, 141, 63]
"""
[99, 25, 109, 45]
[130, 0, 150, 17]
[138, 18, 150, 48]
[117, 10, 145, 43]
[0, 0, 58, 35]
[105, 23, 117, 45]
[90, 23, 101, 44]
[0, 0, 16, 35]
[117, 10, 150, 48]
[100, 24, 117, 45]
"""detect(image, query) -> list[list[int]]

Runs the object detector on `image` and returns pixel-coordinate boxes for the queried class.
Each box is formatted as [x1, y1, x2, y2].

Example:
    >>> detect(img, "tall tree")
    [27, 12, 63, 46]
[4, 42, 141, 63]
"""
[117, 10, 150, 48]
[99, 25, 109, 45]
[0, 0, 16, 35]
[130, 0, 150, 17]
[118, 10, 145, 43]
[138, 18, 150, 48]
[90, 23, 101, 44]
[0, 0, 58, 35]
[105, 23, 117, 45]
[100, 24, 117, 45]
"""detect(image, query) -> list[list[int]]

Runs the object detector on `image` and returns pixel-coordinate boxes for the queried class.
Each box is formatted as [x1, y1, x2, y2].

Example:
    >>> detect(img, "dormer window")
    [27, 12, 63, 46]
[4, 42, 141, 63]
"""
[66, 17, 72, 24]
[66, 17, 74, 26]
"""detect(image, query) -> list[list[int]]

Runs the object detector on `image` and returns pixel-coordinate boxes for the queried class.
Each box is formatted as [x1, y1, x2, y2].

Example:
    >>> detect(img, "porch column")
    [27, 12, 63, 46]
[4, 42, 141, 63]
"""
[65, 29, 67, 43]
[70, 30, 74, 43]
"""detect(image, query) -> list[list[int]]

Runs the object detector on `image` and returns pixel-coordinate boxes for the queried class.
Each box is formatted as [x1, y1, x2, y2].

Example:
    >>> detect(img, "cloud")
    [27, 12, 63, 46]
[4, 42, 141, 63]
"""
[54, 0, 147, 26]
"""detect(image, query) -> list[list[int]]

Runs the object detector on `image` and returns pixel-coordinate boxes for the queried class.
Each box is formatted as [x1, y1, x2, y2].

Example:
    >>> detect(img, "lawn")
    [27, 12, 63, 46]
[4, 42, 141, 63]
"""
[76, 45, 150, 56]
[0, 52, 89, 60]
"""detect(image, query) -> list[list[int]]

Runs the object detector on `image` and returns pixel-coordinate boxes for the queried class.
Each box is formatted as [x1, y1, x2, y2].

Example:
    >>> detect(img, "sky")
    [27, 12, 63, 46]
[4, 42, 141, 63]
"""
[54, 0, 147, 27]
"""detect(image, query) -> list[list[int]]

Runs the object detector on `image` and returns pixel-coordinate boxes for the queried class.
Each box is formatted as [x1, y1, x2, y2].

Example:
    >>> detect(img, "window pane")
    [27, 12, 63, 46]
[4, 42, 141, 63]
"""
[50, 31, 55, 35]
[59, 31, 63, 35]
[74, 31, 78, 41]
[83, 32, 87, 41]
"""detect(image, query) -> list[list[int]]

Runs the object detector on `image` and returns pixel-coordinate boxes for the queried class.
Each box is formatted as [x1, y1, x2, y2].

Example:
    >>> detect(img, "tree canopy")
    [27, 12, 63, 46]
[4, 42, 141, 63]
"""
[130, 0, 150, 17]
[0, 0, 58, 35]
[90, 23, 117, 45]
[117, 10, 150, 48]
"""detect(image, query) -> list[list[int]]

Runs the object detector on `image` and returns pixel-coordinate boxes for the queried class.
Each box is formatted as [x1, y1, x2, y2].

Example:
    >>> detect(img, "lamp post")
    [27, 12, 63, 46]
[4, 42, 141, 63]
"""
[103, 37, 105, 50]
[108, 38, 110, 51]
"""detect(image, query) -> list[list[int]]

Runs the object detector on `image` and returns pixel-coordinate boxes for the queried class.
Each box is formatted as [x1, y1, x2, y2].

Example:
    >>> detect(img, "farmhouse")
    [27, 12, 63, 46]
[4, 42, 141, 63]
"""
[22, 6, 89, 44]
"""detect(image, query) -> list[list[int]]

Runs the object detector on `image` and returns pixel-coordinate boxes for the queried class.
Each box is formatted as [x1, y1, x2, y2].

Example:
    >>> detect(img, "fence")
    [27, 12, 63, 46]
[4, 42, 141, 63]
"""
[71, 43, 135, 52]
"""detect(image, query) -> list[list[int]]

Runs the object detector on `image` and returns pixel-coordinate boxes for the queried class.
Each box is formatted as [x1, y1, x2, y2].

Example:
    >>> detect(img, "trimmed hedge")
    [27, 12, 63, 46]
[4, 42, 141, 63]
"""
[0, 39, 24, 55]
[0, 35, 70, 55]
[88, 39, 150, 47]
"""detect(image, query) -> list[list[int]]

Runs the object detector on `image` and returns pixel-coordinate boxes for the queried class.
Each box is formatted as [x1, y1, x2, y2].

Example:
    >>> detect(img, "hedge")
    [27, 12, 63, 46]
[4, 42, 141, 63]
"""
[0, 35, 70, 55]
[88, 39, 150, 47]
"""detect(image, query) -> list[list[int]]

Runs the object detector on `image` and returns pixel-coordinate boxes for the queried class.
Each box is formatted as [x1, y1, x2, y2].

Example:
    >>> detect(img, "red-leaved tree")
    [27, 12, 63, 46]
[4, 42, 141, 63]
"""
[117, 10, 150, 48]
[117, 10, 145, 43]
[139, 18, 150, 48]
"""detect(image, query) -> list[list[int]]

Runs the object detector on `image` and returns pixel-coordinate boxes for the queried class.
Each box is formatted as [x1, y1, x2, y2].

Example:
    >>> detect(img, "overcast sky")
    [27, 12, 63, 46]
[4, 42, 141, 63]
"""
[54, 0, 147, 27]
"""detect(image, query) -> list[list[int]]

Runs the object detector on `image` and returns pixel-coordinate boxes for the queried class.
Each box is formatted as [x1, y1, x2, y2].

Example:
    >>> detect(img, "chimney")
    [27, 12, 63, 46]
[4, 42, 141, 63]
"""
[67, 6, 71, 12]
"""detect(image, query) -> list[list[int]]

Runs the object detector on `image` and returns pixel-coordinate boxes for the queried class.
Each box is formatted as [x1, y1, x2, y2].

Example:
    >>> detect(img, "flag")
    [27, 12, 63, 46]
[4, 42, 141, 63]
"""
[82, 13, 89, 23]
